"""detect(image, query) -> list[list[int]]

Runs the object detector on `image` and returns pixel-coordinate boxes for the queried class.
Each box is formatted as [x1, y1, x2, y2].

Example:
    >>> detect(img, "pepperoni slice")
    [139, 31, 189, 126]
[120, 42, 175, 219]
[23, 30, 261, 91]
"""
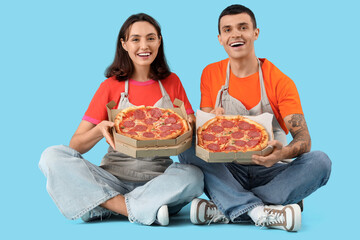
[160, 131, 172, 137]
[145, 118, 157, 125]
[203, 133, 216, 141]
[160, 125, 172, 132]
[238, 121, 253, 130]
[248, 130, 261, 138]
[221, 120, 235, 128]
[123, 120, 135, 128]
[219, 136, 230, 144]
[126, 131, 137, 135]
[165, 117, 177, 124]
[211, 125, 224, 133]
[134, 109, 146, 120]
[246, 139, 260, 147]
[134, 125, 147, 132]
[224, 146, 237, 151]
[207, 143, 220, 151]
[234, 140, 246, 147]
[150, 108, 162, 119]
[231, 131, 244, 139]
[143, 132, 155, 138]
[171, 123, 182, 130]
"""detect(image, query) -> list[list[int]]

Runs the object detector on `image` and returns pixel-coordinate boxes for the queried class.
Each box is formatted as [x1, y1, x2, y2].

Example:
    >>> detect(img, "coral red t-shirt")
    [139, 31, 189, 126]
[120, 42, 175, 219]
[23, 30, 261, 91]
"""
[200, 58, 303, 134]
[83, 73, 194, 125]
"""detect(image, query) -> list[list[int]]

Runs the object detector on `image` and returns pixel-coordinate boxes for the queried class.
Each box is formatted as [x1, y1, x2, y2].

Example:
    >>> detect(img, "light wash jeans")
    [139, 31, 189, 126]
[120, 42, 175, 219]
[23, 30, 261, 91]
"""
[179, 141, 331, 222]
[39, 145, 204, 225]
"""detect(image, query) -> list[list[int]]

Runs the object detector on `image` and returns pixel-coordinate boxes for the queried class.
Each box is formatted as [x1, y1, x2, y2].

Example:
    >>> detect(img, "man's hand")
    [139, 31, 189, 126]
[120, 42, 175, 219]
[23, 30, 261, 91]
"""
[252, 140, 283, 167]
[252, 114, 311, 167]
[210, 107, 225, 116]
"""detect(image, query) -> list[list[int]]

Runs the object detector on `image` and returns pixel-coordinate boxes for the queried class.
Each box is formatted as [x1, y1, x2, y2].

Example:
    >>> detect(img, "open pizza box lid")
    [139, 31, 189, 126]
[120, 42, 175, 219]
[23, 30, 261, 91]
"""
[195, 110, 274, 164]
[106, 99, 192, 157]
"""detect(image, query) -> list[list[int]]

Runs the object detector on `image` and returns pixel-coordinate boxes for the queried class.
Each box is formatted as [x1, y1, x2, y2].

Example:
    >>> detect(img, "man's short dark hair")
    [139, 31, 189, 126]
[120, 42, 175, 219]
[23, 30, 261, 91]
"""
[218, 4, 257, 34]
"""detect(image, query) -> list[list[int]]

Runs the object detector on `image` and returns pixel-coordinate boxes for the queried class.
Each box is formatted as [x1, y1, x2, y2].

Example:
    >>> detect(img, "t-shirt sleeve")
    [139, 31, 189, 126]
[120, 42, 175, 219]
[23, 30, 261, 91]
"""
[276, 75, 303, 118]
[200, 66, 213, 108]
[83, 80, 111, 125]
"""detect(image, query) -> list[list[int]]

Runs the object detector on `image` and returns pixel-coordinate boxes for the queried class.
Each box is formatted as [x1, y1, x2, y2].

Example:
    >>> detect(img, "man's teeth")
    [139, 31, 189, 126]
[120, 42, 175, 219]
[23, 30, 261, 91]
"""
[230, 42, 244, 47]
[138, 53, 150, 56]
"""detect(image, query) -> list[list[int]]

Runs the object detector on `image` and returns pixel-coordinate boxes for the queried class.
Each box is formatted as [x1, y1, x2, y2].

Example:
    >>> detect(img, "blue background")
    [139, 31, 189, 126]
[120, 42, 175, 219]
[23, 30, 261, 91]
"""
[1, 0, 359, 239]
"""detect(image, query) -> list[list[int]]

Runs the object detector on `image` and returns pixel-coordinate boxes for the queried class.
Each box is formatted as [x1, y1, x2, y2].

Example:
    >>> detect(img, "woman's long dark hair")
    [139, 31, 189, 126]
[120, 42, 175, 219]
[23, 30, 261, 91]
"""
[105, 13, 171, 81]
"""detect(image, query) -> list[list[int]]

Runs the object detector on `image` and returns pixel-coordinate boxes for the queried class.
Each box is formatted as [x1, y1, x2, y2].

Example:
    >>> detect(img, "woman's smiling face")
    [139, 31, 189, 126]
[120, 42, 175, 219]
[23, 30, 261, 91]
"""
[121, 21, 161, 69]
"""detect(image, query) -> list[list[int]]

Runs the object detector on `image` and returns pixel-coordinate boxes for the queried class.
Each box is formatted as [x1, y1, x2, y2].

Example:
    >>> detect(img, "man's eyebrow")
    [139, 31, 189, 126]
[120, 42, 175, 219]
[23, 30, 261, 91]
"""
[238, 22, 249, 26]
[221, 25, 231, 30]
[221, 22, 249, 30]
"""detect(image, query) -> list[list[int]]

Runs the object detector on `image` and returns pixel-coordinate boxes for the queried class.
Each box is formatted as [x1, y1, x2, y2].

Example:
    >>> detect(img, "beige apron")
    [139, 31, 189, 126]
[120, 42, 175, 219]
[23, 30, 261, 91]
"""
[100, 80, 174, 182]
[215, 59, 290, 162]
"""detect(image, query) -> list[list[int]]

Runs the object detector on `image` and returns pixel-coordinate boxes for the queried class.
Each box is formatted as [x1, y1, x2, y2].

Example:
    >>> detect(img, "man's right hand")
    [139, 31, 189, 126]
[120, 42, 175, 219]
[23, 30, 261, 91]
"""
[210, 107, 225, 116]
[201, 107, 225, 116]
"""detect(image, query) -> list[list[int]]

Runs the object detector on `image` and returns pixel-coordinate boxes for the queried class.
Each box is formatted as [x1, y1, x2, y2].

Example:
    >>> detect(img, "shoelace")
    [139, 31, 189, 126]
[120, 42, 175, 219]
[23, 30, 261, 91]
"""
[207, 206, 229, 225]
[255, 209, 285, 227]
[91, 209, 112, 221]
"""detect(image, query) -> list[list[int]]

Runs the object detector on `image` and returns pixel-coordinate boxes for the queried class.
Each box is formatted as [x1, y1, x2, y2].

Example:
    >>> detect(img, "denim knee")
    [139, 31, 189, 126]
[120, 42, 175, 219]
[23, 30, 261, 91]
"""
[176, 163, 204, 195]
[39, 145, 77, 176]
[310, 151, 332, 184]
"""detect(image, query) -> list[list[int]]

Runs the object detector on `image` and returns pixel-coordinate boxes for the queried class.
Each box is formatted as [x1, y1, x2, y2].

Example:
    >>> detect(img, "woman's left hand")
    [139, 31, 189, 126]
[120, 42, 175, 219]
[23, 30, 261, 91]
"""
[187, 114, 196, 130]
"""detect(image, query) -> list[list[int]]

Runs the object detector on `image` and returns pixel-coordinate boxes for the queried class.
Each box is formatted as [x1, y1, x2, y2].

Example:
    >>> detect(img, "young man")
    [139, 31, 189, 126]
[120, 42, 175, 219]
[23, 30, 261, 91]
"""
[179, 4, 331, 232]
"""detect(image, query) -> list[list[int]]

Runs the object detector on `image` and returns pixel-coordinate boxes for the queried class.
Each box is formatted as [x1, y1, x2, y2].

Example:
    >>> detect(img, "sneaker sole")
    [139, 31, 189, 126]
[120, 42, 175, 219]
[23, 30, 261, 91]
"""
[156, 205, 169, 226]
[190, 198, 204, 225]
[289, 204, 301, 232]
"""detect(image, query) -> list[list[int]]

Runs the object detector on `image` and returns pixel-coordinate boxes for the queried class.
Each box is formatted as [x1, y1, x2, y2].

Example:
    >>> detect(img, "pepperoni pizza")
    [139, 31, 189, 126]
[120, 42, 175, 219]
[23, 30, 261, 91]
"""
[197, 116, 268, 152]
[114, 106, 189, 140]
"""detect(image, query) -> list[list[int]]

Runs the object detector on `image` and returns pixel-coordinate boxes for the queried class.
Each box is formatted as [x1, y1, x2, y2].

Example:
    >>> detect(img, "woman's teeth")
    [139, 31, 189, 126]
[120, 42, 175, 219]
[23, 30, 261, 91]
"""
[138, 53, 151, 56]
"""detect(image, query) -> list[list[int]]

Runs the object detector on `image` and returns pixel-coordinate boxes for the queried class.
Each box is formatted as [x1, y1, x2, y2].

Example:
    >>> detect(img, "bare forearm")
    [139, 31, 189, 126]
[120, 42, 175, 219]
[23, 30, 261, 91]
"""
[69, 125, 103, 154]
[282, 114, 311, 159]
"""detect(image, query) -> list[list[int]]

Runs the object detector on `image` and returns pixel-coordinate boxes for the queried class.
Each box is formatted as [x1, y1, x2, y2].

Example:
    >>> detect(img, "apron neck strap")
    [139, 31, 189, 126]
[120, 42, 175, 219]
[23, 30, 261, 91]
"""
[124, 80, 129, 96]
[158, 80, 167, 97]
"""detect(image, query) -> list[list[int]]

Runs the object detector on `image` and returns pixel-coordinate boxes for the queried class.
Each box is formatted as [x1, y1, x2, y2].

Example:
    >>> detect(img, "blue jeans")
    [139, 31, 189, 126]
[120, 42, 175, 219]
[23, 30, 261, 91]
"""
[179, 141, 331, 222]
[39, 145, 204, 225]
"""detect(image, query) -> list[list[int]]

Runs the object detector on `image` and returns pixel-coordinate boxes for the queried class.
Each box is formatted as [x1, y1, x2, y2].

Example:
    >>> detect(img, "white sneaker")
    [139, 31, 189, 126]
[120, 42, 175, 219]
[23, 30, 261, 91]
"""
[154, 205, 169, 226]
[255, 204, 301, 232]
[190, 198, 229, 225]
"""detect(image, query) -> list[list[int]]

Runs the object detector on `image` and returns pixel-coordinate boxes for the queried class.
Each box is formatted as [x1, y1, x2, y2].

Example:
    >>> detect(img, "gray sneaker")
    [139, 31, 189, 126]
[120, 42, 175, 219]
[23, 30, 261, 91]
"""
[190, 198, 229, 225]
[255, 204, 301, 232]
[81, 206, 113, 222]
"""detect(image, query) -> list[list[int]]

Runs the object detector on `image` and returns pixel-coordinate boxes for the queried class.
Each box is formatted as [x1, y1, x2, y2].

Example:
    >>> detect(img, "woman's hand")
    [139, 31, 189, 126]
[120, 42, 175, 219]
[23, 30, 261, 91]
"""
[96, 121, 115, 149]
[187, 114, 196, 130]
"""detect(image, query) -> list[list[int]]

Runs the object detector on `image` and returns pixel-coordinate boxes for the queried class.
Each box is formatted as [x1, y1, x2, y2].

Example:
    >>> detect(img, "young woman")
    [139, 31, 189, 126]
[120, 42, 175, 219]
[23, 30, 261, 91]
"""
[39, 13, 203, 226]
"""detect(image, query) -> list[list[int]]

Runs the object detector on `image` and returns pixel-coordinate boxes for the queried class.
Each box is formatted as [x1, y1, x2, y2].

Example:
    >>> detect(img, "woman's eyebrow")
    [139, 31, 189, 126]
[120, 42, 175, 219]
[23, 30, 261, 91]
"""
[129, 33, 157, 38]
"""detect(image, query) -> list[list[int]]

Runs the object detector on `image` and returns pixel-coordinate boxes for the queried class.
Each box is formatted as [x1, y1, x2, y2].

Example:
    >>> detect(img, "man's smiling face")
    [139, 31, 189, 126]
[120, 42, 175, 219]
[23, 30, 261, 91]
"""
[218, 13, 259, 60]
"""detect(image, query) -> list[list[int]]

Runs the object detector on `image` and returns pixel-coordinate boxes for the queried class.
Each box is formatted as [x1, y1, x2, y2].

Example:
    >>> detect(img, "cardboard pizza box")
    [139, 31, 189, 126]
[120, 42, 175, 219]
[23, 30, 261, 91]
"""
[195, 110, 274, 164]
[106, 99, 192, 157]
[112, 137, 192, 158]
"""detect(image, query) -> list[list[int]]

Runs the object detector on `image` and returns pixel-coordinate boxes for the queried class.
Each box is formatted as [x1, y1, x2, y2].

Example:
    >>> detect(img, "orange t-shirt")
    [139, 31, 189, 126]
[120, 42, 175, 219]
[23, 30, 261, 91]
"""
[83, 73, 194, 125]
[200, 58, 303, 134]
